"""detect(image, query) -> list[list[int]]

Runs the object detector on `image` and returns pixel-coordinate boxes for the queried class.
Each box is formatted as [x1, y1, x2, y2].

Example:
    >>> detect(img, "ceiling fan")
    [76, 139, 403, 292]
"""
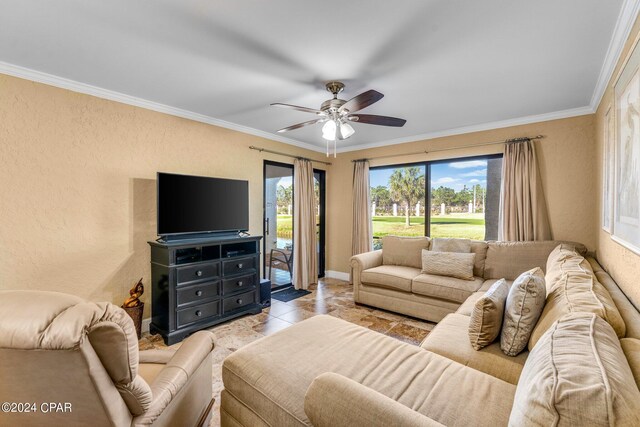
[271, 81, 406, 157]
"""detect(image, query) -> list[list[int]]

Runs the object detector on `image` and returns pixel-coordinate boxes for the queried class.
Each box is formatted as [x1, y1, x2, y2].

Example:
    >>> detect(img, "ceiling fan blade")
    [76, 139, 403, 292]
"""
[349, 114, 406, 127]
[271, 103, 325, 115]
[339, 90, 384, 113]
[277, 118, 325, 133]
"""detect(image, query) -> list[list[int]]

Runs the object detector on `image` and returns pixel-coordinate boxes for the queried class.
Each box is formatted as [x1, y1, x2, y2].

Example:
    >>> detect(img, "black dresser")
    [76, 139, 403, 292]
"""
[148, 235, 263, 345]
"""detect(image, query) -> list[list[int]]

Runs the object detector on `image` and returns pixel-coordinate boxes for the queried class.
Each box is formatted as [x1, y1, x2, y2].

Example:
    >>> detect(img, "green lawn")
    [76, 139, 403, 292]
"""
[276, 213, 485, 241]
[276, 215, 292, 235]
[373, 213, 485, 240]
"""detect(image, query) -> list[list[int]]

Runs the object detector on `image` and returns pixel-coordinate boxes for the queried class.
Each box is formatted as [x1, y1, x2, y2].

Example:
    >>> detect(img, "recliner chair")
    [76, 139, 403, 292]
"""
[0, 290, 215, 426]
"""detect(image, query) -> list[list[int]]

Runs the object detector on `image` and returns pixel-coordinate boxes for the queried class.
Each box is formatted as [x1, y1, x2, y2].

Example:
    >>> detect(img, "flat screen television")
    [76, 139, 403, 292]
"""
[157, 172, 249, 237]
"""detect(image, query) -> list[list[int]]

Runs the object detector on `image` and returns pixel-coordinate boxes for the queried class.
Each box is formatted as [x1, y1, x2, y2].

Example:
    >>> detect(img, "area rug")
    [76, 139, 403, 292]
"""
[271, 286, 311, 302]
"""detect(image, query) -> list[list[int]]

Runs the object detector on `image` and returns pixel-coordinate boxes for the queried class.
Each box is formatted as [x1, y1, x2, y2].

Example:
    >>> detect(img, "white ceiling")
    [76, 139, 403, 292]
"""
[0, 0, 632, 152]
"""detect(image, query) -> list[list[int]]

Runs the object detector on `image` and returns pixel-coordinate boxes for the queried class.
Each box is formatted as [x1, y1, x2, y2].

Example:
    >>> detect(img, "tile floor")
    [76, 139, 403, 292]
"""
[138, 277, 437, 426]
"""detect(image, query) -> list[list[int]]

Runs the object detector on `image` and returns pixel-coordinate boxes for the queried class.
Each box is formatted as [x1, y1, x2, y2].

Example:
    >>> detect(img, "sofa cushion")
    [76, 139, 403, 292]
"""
[589, 257, 640, 340]
[510, 313, 640, 426]
[483, 240, 587, 280]
[361, 265, 421, 292]
[458, 281, 514, 316]
[456, 292, 485, 316]
[528, 270, 626, 350]
[468, 279, 509, 350]
[305, 373, 445, 427]
[501, 268, 546, 356]
[621, 338, 640, 390]
[421, 313, 527, 385]
[478, 278, 513, 293]
[412, 274, 484, 303]
[545, 243, 592, 291]
[382, 236, 430, 269]
[470, 241, 489, 278]
[420, 250, 476, 280]
[222, 315, 516, 427]
[431, 238, 471, 253]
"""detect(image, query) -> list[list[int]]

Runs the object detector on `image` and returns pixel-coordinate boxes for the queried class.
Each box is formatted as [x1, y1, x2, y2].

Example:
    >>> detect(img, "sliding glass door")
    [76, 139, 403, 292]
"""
[264, 161, 294, 289]
[263, 161, 325, 289]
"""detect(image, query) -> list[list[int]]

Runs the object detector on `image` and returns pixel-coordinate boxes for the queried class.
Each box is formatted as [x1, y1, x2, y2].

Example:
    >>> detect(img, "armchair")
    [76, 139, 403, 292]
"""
[0, 290, 215, 427]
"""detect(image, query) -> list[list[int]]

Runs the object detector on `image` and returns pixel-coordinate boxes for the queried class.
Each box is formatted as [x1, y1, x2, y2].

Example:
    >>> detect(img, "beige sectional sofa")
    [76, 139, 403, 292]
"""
[350, 237, 587, 322]
[220, 241, 640, 426]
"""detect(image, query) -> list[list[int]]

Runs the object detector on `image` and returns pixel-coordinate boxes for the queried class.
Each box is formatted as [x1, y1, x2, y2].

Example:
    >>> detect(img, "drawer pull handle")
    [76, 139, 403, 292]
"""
[237, 263, 243, 269]
[195, 310, 202, 317]
[196, 270, 203, 277]
[196, 290, 203, 297]
[237, 299, 243, 305]
[237, 281, 243, 287]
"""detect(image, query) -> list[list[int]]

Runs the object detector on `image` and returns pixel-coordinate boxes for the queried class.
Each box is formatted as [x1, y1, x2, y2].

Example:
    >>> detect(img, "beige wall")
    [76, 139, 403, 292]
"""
[594, 16, 640, 309]
[0, 74, 326, 316]
[326, 114, 596, 274]
[3, 52, 626, 311]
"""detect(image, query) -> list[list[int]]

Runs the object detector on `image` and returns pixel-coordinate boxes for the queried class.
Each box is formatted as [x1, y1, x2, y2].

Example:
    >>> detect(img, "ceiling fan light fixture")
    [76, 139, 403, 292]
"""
[339, 121, 355, 139]
[322, 120, 337, 140]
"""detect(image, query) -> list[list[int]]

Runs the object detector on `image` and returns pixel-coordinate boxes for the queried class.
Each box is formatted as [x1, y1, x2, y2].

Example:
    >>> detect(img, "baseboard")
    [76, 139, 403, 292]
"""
[325, 270, 350, 282]
[142, 317, 151, 334]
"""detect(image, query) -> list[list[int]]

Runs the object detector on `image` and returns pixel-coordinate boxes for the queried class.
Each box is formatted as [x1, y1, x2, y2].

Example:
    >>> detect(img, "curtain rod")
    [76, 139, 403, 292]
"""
[351, 135, 545, 163]
[249, 146, 332, 166]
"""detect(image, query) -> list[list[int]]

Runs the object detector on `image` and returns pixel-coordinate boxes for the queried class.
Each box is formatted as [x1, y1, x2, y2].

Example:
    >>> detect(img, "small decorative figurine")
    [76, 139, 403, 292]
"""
[123, 278, 144, 308]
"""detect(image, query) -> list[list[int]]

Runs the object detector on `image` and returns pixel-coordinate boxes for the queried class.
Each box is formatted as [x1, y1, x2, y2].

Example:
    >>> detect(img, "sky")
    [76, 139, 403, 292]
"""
[370, 159, 487, 191]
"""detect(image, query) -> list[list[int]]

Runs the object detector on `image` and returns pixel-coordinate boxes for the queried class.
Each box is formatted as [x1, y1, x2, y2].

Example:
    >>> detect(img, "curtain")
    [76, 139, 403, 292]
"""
[499, 139, 552, 241]
[352, 160, 373, 255]
[293, 158, 317, 290]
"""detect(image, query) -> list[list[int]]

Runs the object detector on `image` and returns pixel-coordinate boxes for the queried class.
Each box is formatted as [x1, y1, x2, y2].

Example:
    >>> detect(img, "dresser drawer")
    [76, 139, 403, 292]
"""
[223, 290, 256, 314]
[176, 301, 219, 328]
[176, 262, 219, 285]
[222, 256, 256, 276]
[222, 274, 256, 295]
[177, 281, 220, 307]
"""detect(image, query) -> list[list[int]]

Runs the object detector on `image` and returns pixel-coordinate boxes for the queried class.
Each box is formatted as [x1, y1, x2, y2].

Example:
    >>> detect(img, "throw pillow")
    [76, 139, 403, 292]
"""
[468, 279, 509, 350]
[431, 238, 471, 253]
[509, 313, 640, 426]
[381, 236, 430, 269]
[421, 250, 476, 280]
[500, 267, 546, 356]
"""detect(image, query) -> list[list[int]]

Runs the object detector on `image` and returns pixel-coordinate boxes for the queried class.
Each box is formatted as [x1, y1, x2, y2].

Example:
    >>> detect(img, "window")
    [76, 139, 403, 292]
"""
[370, 155, 502, 248]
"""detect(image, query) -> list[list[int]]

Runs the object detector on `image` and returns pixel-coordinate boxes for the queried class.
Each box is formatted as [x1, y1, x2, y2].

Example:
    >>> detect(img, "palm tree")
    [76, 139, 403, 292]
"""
[389, 167, 425, 226]
[370, 185, 392, 215]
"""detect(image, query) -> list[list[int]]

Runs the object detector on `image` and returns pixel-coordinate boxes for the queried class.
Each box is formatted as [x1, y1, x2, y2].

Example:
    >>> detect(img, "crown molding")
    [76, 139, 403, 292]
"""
[0, 61, 325, 153]
[0, 60, 595, 155]
[590, 0, 640, 109]
[336, 105, 594, 153]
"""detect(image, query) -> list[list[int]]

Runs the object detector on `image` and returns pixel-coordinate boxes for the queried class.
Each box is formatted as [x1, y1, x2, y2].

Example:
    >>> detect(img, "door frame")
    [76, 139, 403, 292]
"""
[314, 168, 326, 278]
[263, 160, 294, 289]
[262, 161, 327, 285]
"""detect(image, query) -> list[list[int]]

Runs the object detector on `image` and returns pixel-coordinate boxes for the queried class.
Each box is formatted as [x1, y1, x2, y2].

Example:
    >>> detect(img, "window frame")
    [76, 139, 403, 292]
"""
[369, 153, 503, 238]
